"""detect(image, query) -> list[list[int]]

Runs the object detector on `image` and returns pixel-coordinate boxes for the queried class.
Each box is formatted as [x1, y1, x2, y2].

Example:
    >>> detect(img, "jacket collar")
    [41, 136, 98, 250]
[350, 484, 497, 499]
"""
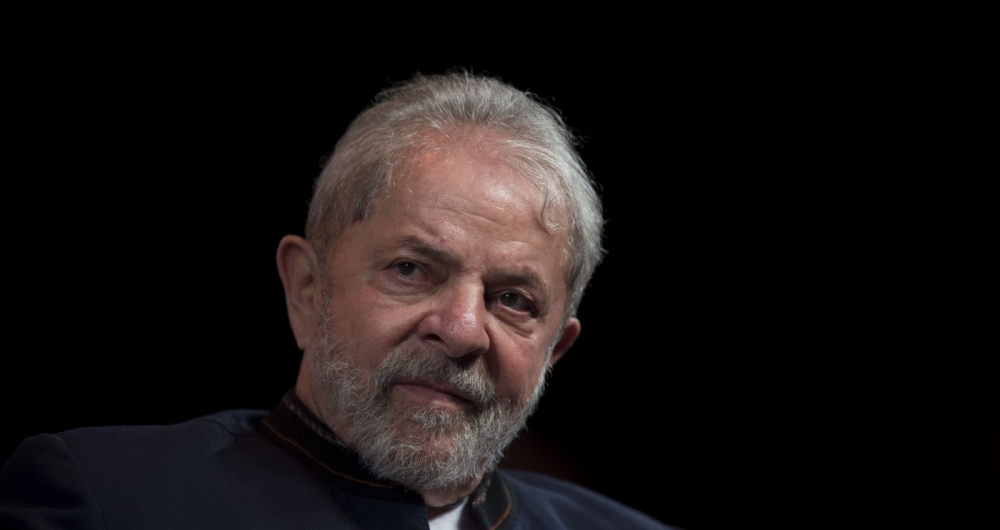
[257, 390, 516, 529]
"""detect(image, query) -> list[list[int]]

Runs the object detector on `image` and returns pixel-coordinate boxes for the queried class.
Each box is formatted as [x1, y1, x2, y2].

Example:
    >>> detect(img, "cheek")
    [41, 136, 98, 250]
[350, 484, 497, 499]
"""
[488, 338, 548, 403]
[327, 293, 411, 359]
[365, 307, 409, 342]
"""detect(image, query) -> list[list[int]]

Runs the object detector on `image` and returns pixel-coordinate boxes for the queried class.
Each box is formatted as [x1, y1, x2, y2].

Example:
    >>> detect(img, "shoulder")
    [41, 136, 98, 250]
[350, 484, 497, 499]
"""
[500, 469, 679, 530]
[1, 410, 271, 529]
[5, 408, 268, 472]
[57, 409, 267, 445]
[37, 409, 269, 469]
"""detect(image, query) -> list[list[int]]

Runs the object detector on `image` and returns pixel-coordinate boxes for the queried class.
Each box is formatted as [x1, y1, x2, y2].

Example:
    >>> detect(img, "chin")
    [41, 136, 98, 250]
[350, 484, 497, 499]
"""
[310, 336, 537, 493]
[352, 402, 512, 493]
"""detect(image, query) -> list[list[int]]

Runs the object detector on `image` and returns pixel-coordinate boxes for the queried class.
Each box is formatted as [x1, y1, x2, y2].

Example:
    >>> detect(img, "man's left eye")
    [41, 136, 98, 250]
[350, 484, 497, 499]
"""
[497, 292, 532, 312]
[394, 261, 420, 277]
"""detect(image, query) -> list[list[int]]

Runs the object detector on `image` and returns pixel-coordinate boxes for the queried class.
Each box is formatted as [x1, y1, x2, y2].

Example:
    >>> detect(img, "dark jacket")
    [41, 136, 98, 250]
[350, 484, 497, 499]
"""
[0, 393, 674, 529]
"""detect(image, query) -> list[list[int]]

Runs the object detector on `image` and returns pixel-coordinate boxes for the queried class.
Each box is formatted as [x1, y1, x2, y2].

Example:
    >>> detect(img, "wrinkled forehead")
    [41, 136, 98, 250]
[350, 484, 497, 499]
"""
[414, 139, 566, 227]
[377, 138, 573, 287]
[398, 130, 570, 229]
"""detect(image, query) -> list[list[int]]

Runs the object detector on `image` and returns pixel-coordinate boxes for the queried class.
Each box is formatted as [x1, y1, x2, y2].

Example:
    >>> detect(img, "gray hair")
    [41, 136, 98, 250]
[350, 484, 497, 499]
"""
[306, 72, 604, 317]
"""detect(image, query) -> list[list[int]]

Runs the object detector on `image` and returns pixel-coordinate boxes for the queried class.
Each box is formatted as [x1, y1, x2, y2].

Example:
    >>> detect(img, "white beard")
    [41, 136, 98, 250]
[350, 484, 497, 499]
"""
[311, 324, 550, 493]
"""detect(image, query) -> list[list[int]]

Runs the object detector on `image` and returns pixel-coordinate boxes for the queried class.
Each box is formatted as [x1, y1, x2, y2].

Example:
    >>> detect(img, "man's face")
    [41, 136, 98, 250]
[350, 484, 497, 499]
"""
[304, 144, 579, 492]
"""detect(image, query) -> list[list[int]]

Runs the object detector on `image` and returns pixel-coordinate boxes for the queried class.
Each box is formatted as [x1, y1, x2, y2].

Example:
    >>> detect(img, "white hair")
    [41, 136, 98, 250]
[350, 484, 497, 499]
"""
[306, 72, 605, 316]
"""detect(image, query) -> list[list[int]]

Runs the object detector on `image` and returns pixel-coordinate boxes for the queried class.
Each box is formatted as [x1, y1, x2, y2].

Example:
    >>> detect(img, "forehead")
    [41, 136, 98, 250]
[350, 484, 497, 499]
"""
[368, 145, 571, 286]
[393, 130, 565, 218]
[402, 147, 542, 218]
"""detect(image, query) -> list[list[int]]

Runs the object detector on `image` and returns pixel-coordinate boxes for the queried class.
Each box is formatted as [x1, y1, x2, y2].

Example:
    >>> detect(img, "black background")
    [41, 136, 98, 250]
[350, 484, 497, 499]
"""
[4, 23, 996, 530]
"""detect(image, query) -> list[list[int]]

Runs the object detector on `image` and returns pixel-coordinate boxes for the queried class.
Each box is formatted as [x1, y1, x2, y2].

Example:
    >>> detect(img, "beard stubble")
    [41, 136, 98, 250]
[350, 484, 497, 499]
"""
[311, 322, 550, 494]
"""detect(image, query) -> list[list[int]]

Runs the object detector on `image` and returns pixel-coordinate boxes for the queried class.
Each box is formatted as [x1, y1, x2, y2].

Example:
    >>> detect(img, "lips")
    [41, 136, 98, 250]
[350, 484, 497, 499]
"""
[393, 378, 476, 406]
[371, 346, 496, 409]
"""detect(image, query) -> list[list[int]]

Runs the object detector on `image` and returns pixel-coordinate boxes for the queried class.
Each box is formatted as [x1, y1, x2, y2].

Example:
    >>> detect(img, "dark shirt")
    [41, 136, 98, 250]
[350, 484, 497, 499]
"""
[1, 391, 674, 529]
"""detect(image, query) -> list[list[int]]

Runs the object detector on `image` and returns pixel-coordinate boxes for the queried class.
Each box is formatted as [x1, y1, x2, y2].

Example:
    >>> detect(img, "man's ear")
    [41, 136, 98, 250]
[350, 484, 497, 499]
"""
[276, 235, 322, 352]
[548, 317, 581, 369]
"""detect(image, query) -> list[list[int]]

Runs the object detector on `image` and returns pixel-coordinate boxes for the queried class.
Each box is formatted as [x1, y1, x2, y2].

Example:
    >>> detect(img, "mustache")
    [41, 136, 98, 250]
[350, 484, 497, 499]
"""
[372, 347, 496, 410]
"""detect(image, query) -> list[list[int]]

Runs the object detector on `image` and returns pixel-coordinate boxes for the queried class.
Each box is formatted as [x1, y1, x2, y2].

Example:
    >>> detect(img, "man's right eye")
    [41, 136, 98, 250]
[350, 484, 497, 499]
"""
[378, 260, 434, 293]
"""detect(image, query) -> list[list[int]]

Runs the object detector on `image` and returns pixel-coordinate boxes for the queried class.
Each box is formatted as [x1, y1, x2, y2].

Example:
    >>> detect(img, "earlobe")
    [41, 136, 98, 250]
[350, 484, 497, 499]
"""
[548, 317, 581, 368]
[276, 235, 321, 352]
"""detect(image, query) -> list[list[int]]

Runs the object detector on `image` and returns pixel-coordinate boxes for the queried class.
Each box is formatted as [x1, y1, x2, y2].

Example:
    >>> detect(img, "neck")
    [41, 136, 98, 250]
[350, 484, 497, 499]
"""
[422, 474, 482, 507]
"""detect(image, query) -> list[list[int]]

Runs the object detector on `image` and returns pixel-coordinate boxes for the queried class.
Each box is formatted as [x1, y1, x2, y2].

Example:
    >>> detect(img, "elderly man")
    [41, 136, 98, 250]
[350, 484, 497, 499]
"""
[1, 73, 672, 529]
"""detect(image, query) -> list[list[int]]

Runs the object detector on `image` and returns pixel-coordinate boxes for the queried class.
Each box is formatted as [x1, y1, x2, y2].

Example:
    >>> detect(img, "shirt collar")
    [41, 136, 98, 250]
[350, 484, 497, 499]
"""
[257, 390, 516, 529]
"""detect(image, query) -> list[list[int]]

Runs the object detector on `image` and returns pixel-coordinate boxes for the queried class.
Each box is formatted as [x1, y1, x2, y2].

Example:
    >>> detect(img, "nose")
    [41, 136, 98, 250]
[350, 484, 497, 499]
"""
[418, 282, 490, 358]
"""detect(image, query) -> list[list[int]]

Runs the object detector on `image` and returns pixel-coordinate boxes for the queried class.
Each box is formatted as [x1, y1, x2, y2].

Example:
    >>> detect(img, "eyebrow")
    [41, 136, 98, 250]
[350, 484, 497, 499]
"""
[388, 235, 457, 264]
[485, 270, 548, 297]
[385, 235, 553, 313]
